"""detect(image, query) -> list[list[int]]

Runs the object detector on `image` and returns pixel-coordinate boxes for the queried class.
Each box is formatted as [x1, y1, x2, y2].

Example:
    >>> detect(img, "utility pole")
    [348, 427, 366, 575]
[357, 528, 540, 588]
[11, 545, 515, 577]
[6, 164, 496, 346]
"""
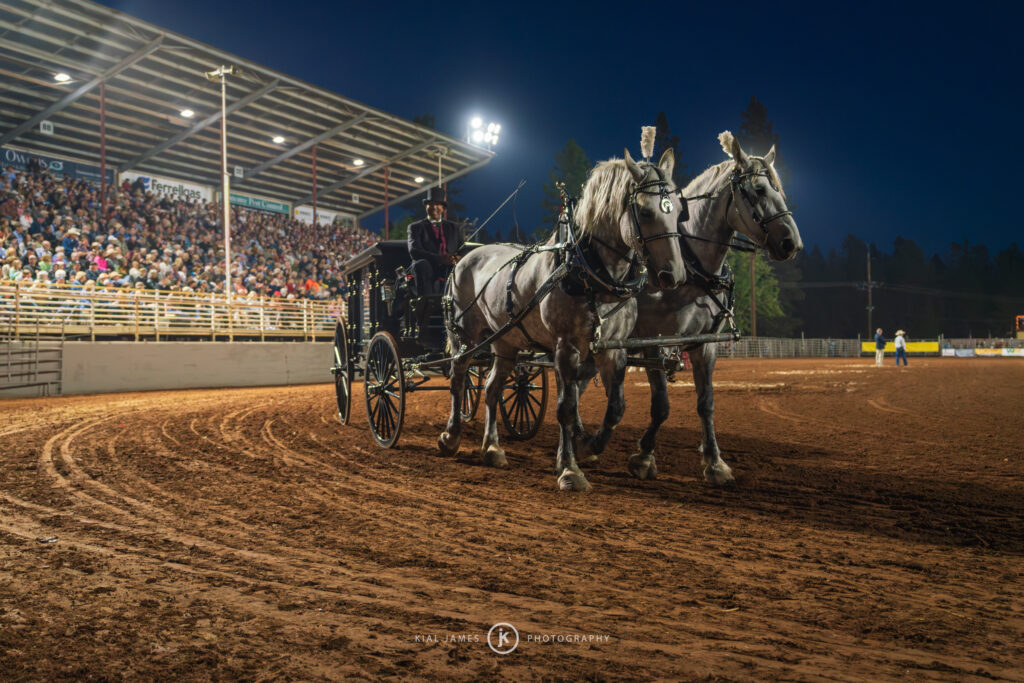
[750, 251, 757, 337]
[866, 251, 874, 336]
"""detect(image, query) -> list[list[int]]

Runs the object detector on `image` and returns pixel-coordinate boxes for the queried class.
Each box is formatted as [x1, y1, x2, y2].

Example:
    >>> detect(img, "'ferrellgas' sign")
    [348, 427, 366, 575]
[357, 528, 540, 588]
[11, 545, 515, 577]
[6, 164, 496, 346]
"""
[120, 170, 212, 203]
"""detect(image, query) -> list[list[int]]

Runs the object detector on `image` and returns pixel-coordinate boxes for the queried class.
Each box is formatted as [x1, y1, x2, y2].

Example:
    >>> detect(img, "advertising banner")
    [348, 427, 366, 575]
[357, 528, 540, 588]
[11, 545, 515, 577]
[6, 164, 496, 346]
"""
[229, 192, 290, 215]
[2, 145, 114, 185]
[954, 349, 976, 357]
[860, 341, 939, 354]
[1002, 348, 1024, 357]
[294, 205, 356, 229]
[941, 348, 956, 357]
[120, 170, 212, 202]
[973, 348, 1003, 357]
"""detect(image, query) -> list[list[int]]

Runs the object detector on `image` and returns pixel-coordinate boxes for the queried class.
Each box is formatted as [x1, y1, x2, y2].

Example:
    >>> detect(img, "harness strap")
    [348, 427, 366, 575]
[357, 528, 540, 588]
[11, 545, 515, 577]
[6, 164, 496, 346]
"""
[454, 263, 570, 361]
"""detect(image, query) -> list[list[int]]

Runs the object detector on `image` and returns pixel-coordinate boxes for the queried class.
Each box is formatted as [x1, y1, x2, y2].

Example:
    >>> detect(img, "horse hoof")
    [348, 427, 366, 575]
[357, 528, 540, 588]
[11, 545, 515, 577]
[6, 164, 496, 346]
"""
[703, 461, 734, 487]
[482, 445, 508, 468]
[578, 454, 600, 468]
[557, 468, 591, 492]
[438, 431, 459, 457]
[627, 453, 658, 481]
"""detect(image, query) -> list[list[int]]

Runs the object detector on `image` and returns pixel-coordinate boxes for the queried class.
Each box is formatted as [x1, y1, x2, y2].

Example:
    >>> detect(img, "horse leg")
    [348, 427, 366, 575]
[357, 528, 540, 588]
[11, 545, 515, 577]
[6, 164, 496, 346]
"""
[438, 354, 471, 457]
[628, 362, 667, 481]
[690, 344, 734, 486]
[574, 358, 601, 466]
[554, 339, 590, 491]
[480, 346, 516, 468]
[581, 350, 627, 461]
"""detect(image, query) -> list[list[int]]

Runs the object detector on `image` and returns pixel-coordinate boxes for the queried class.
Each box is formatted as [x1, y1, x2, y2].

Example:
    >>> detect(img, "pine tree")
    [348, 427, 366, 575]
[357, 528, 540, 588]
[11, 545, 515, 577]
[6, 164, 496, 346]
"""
[726, 250, 784, 334]
[652, 111, 692, 188]
[539, 139, 592, 235]
[737, 96, 790, 188]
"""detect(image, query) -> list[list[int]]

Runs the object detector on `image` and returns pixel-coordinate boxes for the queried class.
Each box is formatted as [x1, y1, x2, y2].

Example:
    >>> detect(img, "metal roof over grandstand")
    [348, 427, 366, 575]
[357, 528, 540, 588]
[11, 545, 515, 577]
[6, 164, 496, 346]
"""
[0, 0, 494, 219]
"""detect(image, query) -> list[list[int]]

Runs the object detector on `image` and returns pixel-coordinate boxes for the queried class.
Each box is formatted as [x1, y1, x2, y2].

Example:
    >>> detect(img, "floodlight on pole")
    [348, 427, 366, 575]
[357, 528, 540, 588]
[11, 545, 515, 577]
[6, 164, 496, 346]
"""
[466, 115, 501, 150]
[204, 65, 237, 303]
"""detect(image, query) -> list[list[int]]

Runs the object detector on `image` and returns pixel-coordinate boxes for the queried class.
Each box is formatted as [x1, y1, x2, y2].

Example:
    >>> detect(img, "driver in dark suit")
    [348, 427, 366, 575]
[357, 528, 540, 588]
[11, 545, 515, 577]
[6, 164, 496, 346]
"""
[408, 186, 462, 348]
[408, 186, 462, 296]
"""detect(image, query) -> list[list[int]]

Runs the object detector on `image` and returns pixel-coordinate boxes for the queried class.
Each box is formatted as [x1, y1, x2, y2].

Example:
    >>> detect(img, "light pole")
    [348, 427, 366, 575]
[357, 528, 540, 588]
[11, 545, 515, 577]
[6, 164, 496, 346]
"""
[205, 65, 236, 300]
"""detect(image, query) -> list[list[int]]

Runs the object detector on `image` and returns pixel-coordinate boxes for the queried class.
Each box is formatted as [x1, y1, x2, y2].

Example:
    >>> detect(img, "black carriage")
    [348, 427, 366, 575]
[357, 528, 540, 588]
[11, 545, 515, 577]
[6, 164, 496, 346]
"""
[331, 240, 549, 448]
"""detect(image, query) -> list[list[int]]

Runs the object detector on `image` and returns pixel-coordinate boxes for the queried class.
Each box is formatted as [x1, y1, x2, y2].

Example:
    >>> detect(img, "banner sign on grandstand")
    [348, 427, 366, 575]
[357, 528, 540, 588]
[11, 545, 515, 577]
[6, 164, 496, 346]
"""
[229, 192, 290, 215]
[973, 348, 1003, 357]
[954, 349, 975, 357]
[941, 348, 956, 357]
[1003, 348, 1024, 357]
[294, 205, 356, 229]
[120, 171, 212, 202]
[2, 145, 114, 185]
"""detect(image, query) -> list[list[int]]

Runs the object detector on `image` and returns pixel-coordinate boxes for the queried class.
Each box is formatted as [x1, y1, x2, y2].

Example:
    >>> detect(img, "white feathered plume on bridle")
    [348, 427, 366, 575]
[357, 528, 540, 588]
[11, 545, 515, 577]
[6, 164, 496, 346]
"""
[640, 126, 656, 162]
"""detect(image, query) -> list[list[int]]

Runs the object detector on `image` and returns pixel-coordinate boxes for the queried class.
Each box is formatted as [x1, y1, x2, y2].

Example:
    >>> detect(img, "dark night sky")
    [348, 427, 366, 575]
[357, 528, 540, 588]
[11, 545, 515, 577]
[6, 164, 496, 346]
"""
[99, 0, 1021, 257]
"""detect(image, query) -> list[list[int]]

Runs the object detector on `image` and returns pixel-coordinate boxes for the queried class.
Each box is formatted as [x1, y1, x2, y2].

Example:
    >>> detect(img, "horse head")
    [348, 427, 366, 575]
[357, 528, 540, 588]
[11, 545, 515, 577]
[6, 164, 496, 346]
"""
[718, 131, 803, 261]
[622, 148, 686, 289]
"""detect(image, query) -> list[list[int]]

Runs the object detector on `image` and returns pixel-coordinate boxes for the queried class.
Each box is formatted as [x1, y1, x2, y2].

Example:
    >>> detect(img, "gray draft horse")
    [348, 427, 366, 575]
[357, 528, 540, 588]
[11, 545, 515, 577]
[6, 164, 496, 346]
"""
[440, 149, 686, 491]
[578, 131, 803, 484]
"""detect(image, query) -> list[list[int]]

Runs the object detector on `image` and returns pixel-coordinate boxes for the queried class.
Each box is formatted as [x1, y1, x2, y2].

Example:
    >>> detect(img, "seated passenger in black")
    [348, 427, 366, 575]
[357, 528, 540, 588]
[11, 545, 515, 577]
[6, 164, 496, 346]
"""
[408, 186, 462, 296]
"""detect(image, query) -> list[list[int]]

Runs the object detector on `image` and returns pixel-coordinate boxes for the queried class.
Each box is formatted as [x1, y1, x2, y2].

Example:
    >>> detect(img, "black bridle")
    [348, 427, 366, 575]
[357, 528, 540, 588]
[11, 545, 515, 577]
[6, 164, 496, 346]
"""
[564, 162, 683, 298]
[730, 164, 793, 234]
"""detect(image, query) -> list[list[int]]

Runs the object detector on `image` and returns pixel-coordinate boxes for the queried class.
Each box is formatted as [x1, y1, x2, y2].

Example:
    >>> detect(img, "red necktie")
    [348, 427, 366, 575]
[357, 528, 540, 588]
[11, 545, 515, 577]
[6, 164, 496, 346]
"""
[432, 222, 447, 256]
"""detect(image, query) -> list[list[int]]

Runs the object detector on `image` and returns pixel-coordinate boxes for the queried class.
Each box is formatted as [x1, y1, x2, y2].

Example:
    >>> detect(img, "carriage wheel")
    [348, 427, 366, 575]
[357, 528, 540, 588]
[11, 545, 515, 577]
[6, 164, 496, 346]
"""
[460, 366, 483, 422]
[500, 364, 548, 441]
[332, 321, 352, 425]
[364, 331, 405, 448]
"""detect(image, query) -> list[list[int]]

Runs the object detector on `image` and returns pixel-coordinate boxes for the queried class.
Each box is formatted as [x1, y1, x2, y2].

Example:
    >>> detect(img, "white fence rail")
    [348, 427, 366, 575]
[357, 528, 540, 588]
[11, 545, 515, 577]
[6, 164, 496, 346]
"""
[0, 282, 341, 340]
[714, 337, 863, 358]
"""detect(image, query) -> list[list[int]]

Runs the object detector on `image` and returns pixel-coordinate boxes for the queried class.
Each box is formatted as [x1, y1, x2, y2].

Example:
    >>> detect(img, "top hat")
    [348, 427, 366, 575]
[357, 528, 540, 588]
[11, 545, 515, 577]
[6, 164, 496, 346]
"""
[422, 186, 447, 207]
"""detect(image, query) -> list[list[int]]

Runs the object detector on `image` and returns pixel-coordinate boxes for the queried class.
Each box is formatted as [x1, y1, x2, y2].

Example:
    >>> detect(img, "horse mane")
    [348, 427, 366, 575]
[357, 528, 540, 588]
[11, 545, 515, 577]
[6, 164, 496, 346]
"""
[575, 158, 642, 240]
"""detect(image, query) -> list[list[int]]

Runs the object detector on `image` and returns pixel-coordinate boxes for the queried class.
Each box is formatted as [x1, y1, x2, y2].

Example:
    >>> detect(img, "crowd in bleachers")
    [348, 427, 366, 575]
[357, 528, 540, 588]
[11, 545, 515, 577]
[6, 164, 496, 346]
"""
[0, 159, 376, 303]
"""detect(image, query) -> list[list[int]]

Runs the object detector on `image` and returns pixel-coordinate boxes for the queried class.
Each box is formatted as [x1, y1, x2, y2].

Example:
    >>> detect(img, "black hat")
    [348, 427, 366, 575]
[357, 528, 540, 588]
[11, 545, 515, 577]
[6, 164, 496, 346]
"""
[422, 186, 447, 207]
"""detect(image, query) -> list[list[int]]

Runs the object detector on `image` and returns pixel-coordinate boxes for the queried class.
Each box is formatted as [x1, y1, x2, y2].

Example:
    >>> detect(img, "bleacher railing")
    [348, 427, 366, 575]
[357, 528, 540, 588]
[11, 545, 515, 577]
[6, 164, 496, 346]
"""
[0, 281, 341, 341]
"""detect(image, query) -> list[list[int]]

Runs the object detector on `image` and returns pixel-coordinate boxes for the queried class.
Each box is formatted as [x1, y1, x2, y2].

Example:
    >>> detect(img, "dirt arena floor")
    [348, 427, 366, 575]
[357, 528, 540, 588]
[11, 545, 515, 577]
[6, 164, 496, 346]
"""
[1, 358, 1022, 681]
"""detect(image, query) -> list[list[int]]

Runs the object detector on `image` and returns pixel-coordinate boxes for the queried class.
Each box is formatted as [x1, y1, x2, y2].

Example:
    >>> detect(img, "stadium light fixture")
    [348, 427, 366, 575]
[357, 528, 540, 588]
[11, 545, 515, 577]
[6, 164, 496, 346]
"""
[466, 116, 501, 149]
[53, 72, 71, 83]
[352, 158, 364, 167]
[272, 135, 285, 144]
[179, 108, 195, 118]
[414, 176, 424, 183]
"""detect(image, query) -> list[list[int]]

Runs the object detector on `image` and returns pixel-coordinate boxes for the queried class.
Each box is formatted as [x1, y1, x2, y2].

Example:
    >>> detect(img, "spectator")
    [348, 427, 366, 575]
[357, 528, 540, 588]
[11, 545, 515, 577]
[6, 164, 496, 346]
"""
[874, 328, 885, 366]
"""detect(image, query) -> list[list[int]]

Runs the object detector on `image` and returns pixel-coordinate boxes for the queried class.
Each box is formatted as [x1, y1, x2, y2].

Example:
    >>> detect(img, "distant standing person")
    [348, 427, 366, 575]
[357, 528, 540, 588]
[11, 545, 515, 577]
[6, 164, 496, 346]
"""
[874, 328, 885, 366]
[894, 329, 908, 366]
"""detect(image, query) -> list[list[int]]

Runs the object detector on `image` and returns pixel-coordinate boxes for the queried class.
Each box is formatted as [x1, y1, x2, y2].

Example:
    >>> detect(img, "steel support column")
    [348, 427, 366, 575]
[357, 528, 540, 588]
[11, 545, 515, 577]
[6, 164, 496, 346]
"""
[99, 83, 107, 215]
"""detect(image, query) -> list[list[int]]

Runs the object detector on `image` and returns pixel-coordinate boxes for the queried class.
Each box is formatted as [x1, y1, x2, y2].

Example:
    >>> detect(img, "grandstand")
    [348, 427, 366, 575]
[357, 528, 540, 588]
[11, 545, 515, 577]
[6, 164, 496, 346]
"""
[0, 0, 494, 395]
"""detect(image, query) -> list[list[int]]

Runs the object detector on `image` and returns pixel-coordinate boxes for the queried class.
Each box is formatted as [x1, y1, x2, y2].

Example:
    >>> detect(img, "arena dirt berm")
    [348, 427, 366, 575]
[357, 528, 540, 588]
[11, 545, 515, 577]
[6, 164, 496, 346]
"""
[1, 358, 1021, 680]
